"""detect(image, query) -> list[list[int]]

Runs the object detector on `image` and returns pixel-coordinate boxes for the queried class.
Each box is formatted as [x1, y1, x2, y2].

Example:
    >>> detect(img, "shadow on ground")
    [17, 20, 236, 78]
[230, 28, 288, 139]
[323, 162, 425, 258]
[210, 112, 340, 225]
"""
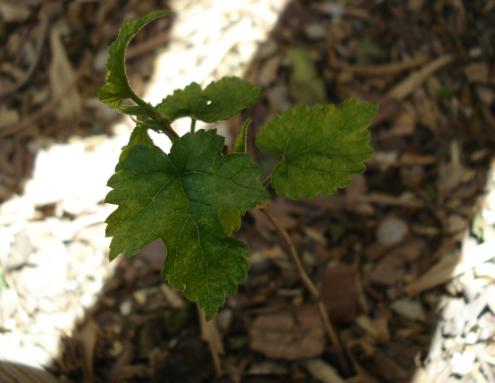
[2, 1, 495, 382]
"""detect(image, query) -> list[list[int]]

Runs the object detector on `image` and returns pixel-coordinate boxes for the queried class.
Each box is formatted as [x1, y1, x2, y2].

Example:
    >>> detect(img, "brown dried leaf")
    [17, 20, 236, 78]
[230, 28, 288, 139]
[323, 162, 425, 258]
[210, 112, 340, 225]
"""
[78, 320, 99, 383]
[406, 239, 495, 294]
[49, 22, 81, 119]
[303, 359, 345, 383]
[249, 306, 324, 359]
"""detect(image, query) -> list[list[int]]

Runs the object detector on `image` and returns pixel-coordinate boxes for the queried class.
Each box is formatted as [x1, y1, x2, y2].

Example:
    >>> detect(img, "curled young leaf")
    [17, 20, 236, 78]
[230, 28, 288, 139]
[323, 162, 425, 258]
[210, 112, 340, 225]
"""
[98, 10, 169, 110]
[233, 118, 251, 153]
[256, 99, 377, 199]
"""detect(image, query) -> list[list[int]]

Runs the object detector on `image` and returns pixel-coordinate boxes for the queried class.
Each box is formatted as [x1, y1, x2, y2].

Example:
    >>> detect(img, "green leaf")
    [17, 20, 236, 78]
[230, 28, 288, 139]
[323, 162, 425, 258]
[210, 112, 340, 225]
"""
[156, 77, 260, 123]
[117, 126, 153, 169]
[155, 83, 207, 121]
[98, 10, 169, 109]
[105, 130, 268, 319]
[256, 99, 377, 199]
[233, 118, 251, 153]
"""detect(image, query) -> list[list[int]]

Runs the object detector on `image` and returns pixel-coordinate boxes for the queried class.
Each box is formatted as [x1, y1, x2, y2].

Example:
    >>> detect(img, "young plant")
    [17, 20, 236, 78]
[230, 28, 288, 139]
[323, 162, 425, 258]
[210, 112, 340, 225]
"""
[99, 11, 377, 326]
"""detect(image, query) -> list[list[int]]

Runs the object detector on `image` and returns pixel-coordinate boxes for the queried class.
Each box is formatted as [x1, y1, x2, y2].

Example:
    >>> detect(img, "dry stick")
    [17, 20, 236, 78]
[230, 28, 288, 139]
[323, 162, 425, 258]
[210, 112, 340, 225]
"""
[198, 306, 223, 377]
[386, 53, 455, 100]
[329, 53, 428, 76]
[260, 206, 351, 374]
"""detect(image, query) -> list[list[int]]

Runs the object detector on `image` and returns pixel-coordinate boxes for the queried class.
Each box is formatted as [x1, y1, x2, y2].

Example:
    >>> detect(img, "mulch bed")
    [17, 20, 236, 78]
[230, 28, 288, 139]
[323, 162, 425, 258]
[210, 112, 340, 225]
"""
[1, 1, 495, 382]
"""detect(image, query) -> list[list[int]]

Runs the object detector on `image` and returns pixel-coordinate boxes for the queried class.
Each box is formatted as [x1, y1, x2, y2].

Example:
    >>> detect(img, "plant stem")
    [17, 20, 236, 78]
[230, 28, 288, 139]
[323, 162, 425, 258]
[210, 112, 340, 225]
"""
[198, 305, 223, 377]
[129, 90, 180, 142]
[260, 206, 350, 374]
[190, 118, 197, 133]
[261, 174, 271, 188]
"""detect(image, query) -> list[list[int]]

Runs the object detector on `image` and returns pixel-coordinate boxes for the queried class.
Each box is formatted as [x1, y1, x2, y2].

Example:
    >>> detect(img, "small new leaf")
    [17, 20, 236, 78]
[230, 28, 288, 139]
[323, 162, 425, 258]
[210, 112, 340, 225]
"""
[98, 10, 168, 109]
[156, 77, 260, 123]
[233, 118, 251, 153]
[105, 130, 268, 319]
[256, 99, 377, 199]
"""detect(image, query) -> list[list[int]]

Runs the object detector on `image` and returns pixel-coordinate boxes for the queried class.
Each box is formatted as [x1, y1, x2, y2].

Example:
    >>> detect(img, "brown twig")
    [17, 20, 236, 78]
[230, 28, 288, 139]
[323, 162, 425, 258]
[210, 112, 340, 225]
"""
[386, 54, 456, 100]
[260, 206, 351, 374]
[198, 306, 223, 377]
[0, 53, 91, 138]
[329, 53, 429, 76]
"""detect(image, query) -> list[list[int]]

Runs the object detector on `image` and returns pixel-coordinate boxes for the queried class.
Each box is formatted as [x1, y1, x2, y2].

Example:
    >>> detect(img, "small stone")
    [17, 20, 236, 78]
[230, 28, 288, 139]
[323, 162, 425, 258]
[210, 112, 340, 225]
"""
[120, 300, 132, 316]
[452, 351, 476, 376]
[391, 298, 425, 321]
[305, 24, 326, 39]
[376, 216, 408, 247]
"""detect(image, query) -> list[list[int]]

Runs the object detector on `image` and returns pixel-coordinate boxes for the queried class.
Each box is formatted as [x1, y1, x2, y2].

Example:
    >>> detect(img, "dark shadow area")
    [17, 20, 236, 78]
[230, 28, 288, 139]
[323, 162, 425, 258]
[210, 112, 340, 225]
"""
[2, 0, 495, 382]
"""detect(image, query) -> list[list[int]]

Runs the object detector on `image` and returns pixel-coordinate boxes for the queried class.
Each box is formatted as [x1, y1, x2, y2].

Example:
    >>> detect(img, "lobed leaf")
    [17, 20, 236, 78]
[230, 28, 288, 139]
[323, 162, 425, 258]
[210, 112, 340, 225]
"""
[105, 130, 268, 318]
[98, 10, 169, 110]
[156, 77, 260, 123]
[117, 125, 154, 170]
[256, 99, 377, 199]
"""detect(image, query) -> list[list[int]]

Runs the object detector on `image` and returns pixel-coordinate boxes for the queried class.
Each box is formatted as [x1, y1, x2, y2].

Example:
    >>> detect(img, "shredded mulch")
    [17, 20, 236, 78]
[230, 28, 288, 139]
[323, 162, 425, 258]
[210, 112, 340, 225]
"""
[1, 0, 495, 382]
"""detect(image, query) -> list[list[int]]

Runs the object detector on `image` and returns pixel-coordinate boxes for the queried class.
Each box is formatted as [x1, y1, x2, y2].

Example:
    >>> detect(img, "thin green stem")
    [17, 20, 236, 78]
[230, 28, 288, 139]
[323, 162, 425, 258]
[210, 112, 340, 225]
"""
[190, 118, 197, 133]
[129, 90, 179, 142]
[262, 174, 271, 188]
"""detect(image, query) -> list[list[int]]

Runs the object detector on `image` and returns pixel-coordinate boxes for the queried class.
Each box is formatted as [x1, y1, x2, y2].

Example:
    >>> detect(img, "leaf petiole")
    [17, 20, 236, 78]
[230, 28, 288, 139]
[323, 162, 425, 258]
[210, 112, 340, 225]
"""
[129, 89, 179, 142]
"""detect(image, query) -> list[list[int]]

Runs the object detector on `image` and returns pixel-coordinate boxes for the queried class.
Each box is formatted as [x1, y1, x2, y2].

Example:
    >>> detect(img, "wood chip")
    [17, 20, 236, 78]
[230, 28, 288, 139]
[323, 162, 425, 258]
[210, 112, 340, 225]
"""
[249, 306, 324, 359]
[465, 63, 489, 83]
[387, 54, 455, 100]
[303, 359, 345, 383]
[406, 240, 495, 295]
[78, 320, 99, 382]
[321, 264, 358, 322]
